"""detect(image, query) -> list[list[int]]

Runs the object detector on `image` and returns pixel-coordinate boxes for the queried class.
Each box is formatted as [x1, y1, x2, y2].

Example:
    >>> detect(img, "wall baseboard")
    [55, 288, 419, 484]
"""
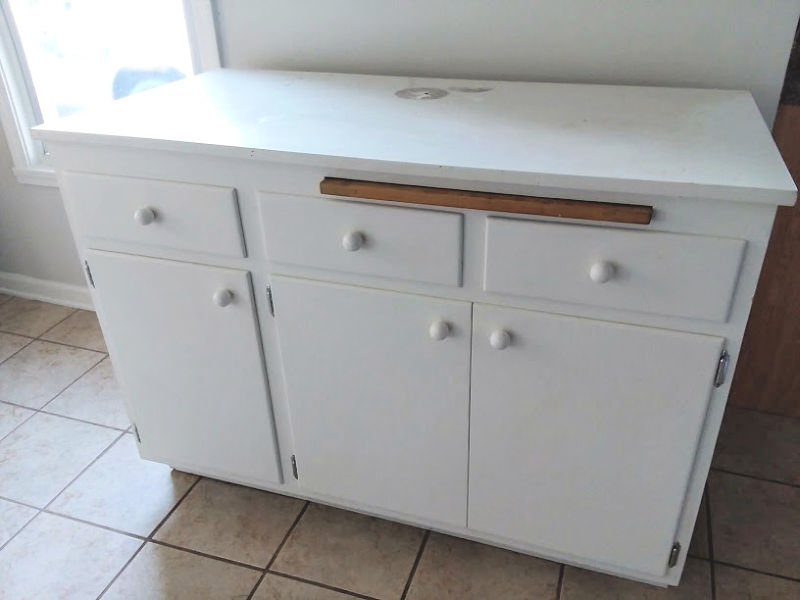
[0, 271, 93, 310]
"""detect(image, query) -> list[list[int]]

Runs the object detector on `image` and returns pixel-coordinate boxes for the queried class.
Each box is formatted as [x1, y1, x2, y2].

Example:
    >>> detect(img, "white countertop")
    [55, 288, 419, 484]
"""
[34, 69, 796, 205]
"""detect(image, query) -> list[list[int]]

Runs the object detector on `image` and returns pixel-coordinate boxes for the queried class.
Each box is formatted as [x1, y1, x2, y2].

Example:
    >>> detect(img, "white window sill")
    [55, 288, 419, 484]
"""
[12, 165, 58, 187]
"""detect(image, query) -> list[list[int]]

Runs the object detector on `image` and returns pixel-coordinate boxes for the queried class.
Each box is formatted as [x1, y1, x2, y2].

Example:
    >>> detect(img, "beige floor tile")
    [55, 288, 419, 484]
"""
[0, 340, 103, 409]
[41, 309, 107, 352]
[0, 298, 74, 337]
[155, 478, 304, 567]
[0, 498, 37, 546]
[0, 412, 119, 506]
[688, 494, 709, 559]
[0, 512, 140, 600]
[406, 533, 560, 600]
[103, 542, 260, 600]
[712, 407, 800, 485]
[272, 503, 425, 600]
[561, 558, 711, 599]
[43, 358, 129, 429]
[715, 564, 800, 600]
[253, 574, 357, 599]
[49, 434, 197, 536]
[0, 401, 35, 439]
[0, 331, 32, 362]
[709, 471, 800, 579]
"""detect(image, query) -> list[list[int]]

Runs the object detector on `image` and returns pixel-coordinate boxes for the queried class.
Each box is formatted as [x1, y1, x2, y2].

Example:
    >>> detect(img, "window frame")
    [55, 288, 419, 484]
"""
[0, 0, 220, 187]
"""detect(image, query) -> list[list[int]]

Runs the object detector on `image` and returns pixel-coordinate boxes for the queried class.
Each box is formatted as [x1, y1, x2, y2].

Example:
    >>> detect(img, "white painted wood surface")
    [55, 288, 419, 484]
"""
[469, 303, 723, 577]
[34, 69, 795, 205]
[272, 276, 471, 526]
[260, 194, 463, 285]
[86, 250, 281, 484]
[484, 217, 746, 321]
[62, 172, 245, 258]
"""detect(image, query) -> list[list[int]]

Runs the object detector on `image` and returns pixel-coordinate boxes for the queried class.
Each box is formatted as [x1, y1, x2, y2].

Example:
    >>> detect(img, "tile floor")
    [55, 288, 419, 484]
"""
[0, 294, 798, 599]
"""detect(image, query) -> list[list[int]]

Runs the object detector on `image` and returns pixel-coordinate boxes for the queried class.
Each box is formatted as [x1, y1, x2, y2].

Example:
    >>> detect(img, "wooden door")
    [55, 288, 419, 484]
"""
[272, 276, 471, 526]
[86, 250, 281, 484]
[469, 303, 723, 577]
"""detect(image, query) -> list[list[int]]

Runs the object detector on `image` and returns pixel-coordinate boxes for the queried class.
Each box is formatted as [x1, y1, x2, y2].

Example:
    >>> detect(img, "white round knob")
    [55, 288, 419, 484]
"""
[489, 329, 511, 350]
[212, 289, 234, 307]
[342, 231, 365, 252]
[428, 320, 450, 341]
[133, 207, 156, 226]
[589, 260, 615, 284]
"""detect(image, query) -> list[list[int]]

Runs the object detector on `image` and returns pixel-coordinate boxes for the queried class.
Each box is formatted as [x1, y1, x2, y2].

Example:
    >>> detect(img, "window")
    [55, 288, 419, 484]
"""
[0, 0, 219, 186]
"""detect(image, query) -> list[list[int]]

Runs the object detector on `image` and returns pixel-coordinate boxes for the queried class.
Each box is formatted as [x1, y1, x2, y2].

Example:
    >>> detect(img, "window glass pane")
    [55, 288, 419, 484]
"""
[8, 0, 193, 122]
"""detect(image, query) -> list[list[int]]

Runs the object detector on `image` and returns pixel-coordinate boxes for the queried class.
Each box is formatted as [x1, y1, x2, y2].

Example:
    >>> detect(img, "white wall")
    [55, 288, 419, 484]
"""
[1, 0, 798, 302]
[215, 0, 799, 125]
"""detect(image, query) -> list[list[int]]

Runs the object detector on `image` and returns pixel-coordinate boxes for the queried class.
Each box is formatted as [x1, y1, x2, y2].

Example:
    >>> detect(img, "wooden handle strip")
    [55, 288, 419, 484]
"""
[320, 178, 653, 225]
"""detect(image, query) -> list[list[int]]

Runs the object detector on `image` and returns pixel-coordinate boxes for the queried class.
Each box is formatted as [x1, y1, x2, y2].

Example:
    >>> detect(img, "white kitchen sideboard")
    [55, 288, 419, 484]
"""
[35, 69, 796, 586]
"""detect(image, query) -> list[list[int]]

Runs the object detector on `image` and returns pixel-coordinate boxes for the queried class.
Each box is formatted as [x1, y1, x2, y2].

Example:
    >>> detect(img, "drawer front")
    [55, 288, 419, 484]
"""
[260, 193, 463, 285]
[484, 217, 745, 321]
[61, 172, 245, 257]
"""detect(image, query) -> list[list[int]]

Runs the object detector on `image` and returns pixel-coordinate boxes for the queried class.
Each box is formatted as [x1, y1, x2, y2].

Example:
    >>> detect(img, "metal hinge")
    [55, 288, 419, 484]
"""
[84, 261, 95, 288]
[291, 454, 298, 479]
[667, 542, 681, 568]
[266, 285, 275, 316]
[132, 424, 141, 443]
[714, 350, 729, 388]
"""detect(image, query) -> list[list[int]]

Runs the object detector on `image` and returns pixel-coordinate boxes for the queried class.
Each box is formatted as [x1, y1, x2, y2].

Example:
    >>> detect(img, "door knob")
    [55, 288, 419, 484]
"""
[342, 231, 365, 251]
[589, 260, 615, 284]
[133, 207, 157, 225]
[428, 320, 450, 341]
[212, 289, 234, 307]
[489, 329, 511, 350]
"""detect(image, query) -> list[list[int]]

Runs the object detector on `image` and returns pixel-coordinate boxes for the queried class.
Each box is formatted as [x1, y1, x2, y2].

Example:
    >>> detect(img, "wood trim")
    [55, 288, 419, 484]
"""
[320, 178, 653, 225]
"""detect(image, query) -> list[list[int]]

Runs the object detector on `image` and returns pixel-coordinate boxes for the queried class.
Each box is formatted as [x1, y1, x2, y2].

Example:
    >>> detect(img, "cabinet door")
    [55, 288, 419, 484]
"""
[469, 304, 723, 577]
[86, 250, 280, 484]
[272, 276, 471, 526]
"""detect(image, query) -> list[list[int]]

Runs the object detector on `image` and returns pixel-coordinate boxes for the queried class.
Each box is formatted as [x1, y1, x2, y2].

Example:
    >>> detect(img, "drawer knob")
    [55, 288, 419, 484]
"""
[212, 289, 234, 307]
[342, 231, 365, 252]
[428, 319, 451, 341]
[133, 207, 157, 226]
[589, 260, 615, 284]
[489, 329, 511, 350]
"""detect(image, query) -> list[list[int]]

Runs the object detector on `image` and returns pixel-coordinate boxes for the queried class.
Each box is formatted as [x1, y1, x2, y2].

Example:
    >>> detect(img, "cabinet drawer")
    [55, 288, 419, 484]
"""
[484, 217, 745, 321]
[260, 193, 463, 285]
[61, 172, 245, 257]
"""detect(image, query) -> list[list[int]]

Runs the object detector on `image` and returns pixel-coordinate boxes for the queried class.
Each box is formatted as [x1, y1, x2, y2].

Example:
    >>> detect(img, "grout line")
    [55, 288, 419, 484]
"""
[265, 501, 309, 571]
[35, 308, 80, 339]
[37, 408, 128, 432]
[39, 352, 107, 410]
[40, 510, 147, 541]
[556, 563, 565, 599]
[149, 538, 264, 571]
[147, 476, 202, 539]
[96, 540, 146, 599]
[712, 560, 800, 584]
[37, 337, 108, 354]
[97, 476, 202, 598]
[400, 529, 430, 600]
[267, 572, 382, 600]
[0, 506, 41, 554]
[709, 467, 800, 490]
[0, 402, 38, 445]
[44, 430, 126, 511]
[246, 501, 312, 599]
[706, 486, 717, 600]
[0, 334, 35, 367]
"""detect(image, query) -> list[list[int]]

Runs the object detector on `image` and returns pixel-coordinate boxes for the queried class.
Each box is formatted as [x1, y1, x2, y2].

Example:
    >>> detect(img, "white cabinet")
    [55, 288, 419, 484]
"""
[468, 303, 723, 576]
[86, 250, 281, 484]
[271, 276, 471, 526]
